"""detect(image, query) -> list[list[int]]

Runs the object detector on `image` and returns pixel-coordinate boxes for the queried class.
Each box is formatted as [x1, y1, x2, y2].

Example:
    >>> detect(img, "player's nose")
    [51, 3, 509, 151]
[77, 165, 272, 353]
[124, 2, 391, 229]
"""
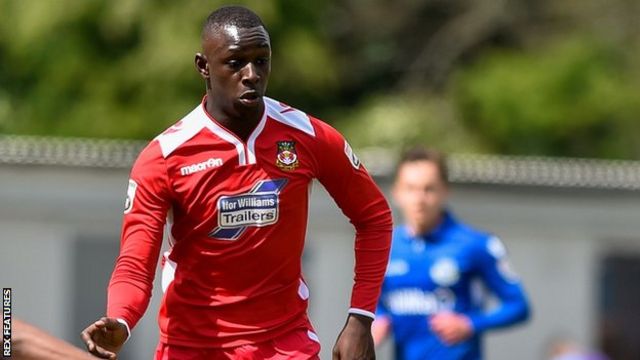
[241, 63, 260, 86]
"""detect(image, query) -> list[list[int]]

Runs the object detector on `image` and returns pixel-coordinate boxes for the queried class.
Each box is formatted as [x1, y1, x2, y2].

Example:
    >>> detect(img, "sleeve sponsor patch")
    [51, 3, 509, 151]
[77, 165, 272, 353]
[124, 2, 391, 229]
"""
[487, 236, 507, 259]
[124, 179, 138, 214]
[343, 140, 361, 169]
[487, 236, 521, 282]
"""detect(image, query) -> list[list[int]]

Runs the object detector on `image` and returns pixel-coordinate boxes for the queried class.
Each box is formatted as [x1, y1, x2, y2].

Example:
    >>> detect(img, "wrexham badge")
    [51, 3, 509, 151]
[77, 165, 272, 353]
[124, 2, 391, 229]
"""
[276, 140, 299, 171]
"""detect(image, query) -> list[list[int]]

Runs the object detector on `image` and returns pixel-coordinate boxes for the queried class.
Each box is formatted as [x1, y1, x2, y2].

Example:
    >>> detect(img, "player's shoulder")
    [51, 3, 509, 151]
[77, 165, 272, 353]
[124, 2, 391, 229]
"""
[446, 213, 493, 246]
[264, 97, 341, 140]
[153, 102, 209, 158]
[450, 217, 507, 259]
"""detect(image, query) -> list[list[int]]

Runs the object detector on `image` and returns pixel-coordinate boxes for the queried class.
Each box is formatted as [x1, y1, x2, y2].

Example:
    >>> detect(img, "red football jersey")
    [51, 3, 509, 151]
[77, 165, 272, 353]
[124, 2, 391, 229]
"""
[107, 96, 392, 348]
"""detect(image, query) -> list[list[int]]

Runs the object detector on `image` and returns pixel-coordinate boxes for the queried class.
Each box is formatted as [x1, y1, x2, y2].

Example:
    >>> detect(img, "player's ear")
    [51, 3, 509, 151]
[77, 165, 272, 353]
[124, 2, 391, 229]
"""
[195, 53, 209, 78]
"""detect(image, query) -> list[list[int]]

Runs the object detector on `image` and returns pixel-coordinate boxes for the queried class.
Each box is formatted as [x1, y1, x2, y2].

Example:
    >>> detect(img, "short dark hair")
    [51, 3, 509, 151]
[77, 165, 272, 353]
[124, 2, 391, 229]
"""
[202, 5, 266, 38]
[396, 146, 449, 184]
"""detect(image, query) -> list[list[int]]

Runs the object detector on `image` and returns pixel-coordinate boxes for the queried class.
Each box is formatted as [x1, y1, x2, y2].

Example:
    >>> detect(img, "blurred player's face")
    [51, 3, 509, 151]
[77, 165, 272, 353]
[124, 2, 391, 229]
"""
[196, 25, 271, 118]
[393, 160, 448, 235]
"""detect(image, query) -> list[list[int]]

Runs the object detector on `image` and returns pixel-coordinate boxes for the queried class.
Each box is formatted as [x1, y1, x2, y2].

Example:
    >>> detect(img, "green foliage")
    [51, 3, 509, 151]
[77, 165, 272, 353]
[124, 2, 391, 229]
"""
[0, 0, 337, 139]
[453, 36, 640, 159]
[1, 1, 639, 160]
[336, 93, 486, 153]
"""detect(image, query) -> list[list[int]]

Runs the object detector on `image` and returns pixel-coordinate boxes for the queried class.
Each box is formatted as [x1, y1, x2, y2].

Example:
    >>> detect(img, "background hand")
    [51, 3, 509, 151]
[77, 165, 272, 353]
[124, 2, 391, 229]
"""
[429, 312, 473, 345]
[80, 317, 128, 360]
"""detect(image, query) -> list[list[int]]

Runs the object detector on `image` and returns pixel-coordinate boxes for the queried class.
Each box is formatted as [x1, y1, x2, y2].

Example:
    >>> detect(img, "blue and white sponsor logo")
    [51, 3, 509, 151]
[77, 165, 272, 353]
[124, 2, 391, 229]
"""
[385, 288, 456, 315]
[209, 179, 287, 240]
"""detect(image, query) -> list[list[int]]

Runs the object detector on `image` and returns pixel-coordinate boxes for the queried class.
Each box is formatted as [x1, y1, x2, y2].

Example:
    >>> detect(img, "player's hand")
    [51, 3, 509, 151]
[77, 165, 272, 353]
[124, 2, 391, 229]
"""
[429, 312, 473, 345]
[81, 317, 128, 360]
[371, 316, 391, 346]
[332, 313, 375, 360]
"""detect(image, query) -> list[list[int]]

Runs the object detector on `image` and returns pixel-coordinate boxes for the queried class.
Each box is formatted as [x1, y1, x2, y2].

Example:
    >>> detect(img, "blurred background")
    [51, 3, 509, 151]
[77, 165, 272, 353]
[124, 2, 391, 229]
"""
[1, 0, 639, 359]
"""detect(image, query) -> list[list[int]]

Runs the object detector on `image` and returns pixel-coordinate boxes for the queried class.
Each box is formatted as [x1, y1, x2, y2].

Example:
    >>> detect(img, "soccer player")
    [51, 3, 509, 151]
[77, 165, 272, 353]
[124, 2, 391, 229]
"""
[80, 5, 392, 360]
[372, 147, 530, 360]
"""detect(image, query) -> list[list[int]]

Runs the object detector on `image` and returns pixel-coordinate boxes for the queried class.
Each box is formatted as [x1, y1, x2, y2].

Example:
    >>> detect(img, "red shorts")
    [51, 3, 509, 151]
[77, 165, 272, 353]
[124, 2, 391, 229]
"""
[154, 326, 321, 360]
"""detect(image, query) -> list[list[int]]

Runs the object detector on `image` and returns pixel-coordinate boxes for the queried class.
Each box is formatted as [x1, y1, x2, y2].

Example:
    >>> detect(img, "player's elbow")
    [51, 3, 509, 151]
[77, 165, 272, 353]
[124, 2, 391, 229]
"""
[356, 206, 393, 230]
[514, 296, 532, 324]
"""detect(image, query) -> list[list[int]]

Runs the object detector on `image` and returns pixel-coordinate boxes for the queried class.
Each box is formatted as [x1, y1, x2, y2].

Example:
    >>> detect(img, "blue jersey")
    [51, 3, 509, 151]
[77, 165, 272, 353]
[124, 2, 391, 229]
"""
[377, 211, 529, 360]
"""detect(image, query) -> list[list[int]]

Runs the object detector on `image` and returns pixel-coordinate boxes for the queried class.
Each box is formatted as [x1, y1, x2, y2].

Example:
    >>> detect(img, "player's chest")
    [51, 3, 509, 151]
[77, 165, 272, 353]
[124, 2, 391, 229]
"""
[166, 135, 314, 216]
[386, 241, 475, 289]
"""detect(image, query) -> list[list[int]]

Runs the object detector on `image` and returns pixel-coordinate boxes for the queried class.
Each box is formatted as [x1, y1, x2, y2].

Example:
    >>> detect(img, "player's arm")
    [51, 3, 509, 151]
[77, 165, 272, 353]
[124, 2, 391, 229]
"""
[430, 236, 529, 345]
[81, 142, 172, 359]
[467, 236, 531, 333]
[312, 122, 393, 359]
[12, 319, 99, 360]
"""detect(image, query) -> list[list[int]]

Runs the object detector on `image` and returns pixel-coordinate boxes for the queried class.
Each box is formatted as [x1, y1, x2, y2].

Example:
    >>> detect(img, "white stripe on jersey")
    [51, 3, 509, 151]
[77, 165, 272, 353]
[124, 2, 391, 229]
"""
[203, 115, 247, 166]
[161, 251, 177, 293]
[246, 110, 268, 165]
[264, 97, 316, 137]
[157, 98, 315, 164]
[155, 106, 207, 158]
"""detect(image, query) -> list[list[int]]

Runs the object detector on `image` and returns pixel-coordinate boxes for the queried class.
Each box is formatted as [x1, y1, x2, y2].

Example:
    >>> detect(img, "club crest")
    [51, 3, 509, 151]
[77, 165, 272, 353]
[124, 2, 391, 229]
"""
[276, 141, 299, 171]
[429, 258, 460, 287]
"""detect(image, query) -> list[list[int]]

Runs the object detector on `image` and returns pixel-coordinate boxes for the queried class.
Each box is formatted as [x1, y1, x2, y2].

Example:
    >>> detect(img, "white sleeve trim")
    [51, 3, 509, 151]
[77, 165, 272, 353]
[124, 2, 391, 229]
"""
[116, 318, 131, 343]
[348, 308, 376, 319]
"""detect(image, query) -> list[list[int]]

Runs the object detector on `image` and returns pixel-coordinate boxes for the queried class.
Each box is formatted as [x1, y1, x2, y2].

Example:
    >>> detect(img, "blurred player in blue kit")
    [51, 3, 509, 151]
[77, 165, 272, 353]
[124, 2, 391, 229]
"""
[372, 147, 530, 360]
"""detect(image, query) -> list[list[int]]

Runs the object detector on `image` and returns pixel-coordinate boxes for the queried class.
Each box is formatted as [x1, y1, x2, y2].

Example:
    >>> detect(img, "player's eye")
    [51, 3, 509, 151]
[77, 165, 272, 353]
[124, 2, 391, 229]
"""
[226, 59, 243, 70]
[255, 57, 269, 66]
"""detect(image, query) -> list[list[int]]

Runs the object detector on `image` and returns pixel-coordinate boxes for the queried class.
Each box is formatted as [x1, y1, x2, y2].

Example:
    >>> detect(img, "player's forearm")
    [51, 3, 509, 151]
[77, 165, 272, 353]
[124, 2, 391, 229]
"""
[107, 234, 161, 329]
[350, 207, 393, 316]
[16, 342, 98, 360]
[13, 320, 98, 360]
[107, 262, 156, 329]
[107, 281, 150, 330]
[468, 296, 530, 332]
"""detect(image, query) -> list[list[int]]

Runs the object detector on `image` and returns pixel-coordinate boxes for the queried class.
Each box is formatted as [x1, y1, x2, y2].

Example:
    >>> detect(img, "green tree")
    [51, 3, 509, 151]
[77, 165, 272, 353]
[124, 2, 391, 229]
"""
[0, 0, 338, 139]
[453, 36, 640, 159]
[1, 0, 640, 160]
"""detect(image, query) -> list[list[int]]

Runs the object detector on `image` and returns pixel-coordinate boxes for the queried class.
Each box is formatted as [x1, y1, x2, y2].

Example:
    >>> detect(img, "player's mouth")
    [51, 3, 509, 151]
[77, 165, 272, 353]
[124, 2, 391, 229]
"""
[239, 90, 262, 106]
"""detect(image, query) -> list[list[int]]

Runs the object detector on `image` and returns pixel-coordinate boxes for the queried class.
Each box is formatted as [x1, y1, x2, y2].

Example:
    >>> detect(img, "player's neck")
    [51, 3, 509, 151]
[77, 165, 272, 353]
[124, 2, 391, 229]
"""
[205, 99, 264, 141]
[408, 213, 444, 237]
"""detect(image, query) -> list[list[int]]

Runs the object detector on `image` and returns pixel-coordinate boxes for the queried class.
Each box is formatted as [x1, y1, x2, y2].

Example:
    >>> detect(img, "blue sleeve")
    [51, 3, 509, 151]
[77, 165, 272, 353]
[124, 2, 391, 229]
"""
[468, 236, 530, 333]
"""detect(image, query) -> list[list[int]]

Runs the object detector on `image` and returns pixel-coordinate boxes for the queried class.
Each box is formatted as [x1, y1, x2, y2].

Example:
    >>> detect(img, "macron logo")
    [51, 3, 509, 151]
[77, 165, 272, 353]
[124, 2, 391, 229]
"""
[180, 158, 223, 176]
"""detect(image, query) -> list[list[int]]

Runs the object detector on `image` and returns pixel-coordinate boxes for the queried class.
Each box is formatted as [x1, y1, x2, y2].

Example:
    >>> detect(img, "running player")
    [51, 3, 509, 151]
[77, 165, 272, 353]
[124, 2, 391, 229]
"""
[81, 5, 392, 360]
[372, 147, 529, 359]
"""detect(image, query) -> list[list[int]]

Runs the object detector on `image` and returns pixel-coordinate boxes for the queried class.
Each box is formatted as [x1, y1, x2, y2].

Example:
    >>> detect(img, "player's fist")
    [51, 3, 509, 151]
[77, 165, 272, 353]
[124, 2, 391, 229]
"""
[81, 317, 128, 360]
[429, 312, 474, 345]
[332, 314, 376, 360]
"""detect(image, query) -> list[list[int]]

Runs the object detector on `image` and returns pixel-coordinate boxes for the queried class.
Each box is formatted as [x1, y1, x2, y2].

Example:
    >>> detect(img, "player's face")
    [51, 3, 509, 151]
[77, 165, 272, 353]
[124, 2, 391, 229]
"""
[393, 160, 448, 234]
[196, 25, 271, 115]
